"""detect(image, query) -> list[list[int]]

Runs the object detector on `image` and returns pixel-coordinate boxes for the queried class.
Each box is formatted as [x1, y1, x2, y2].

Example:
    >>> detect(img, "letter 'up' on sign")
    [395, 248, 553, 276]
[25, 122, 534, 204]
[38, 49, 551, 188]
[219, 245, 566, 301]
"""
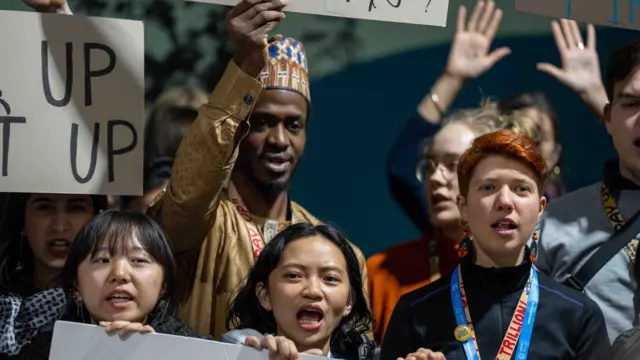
[185, 0, 449, 27]
[0, 10, 144, 196]
[515, 0, 640, 31]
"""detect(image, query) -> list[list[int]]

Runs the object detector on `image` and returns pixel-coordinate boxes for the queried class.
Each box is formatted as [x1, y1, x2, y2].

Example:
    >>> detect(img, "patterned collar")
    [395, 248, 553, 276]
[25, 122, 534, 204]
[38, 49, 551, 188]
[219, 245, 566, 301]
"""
[0, 288, 66, 355]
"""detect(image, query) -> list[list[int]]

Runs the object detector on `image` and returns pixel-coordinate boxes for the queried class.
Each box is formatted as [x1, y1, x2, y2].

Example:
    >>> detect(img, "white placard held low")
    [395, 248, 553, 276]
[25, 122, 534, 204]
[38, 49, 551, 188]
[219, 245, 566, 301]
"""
[187, 0, 448, 27]
[0, 10, 144, 196]
[516, 0, 640, 31]
[49, 321, 333, 360]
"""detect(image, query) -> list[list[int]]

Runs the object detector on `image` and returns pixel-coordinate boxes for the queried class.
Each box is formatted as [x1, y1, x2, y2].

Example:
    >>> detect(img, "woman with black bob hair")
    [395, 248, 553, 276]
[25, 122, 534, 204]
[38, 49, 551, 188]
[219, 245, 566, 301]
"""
[223, 223, 377, 360]
[8, 211, 209, 360]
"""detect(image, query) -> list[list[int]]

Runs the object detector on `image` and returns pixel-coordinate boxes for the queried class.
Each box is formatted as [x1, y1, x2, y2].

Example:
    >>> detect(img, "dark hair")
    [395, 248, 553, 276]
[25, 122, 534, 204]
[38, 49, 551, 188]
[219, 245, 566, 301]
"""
[498, 91, 560, 144]
[227, 223, 373, 359]
[143, 106, 197, 191]
[61, 210, 179, 323]
[118, 106, 197, 210]
[605, 41, 640, 101]
[457, 130, 548, 197]
[0, 193, 107, 296]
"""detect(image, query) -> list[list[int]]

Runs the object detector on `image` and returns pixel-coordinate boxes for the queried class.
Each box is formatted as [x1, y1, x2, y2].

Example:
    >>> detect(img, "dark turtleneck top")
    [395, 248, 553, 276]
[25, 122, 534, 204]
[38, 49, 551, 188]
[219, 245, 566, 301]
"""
[380, 250, 611, 360]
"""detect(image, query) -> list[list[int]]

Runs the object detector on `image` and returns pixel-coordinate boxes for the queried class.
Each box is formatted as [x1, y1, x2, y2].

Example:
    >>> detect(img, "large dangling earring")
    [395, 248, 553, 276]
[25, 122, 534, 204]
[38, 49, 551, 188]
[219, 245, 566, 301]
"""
[458, 220, 471, 258]
[458, 231, 470, 258]
[530, 231, 539, 263]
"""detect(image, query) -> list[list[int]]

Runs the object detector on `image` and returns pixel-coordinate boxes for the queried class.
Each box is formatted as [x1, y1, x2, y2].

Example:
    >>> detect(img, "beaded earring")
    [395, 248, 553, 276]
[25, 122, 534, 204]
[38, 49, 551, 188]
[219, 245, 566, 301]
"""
[458, 230, 471, 258]
[530, 231, 539, 263]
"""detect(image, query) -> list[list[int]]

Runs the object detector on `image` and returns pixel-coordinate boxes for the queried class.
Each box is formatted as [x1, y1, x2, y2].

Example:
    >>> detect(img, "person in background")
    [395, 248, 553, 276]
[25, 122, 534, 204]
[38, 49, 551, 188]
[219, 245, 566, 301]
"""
[498, 91, 566, 199]
[387, 7, 606, 237]
[0, 193, 106, 356]
[222, 223, 376, 360]
[7, 211, 210, 360]
[369, 1, 539, 343]
[381, 130, 610, 360]
[147, 0, 368, 339]
[120, 86, 206, 212]
[368, 102, 540, 342]
[536, 40, 640, 343]
[146, 86, 208, 123]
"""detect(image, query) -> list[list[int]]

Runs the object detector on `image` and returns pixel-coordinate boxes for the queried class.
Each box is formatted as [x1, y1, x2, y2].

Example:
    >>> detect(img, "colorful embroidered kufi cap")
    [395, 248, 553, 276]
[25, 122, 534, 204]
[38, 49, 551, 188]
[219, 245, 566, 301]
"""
[259, 35, 310, 102]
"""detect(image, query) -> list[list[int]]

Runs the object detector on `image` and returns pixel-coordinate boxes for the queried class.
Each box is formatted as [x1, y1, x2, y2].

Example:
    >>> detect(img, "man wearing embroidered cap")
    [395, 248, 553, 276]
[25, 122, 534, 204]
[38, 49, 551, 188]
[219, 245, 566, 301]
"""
[148, 0, 368, 339]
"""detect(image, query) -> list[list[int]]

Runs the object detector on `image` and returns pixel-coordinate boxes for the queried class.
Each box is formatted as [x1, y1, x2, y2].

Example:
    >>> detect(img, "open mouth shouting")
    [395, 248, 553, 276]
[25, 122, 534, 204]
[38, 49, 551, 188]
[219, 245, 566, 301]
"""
[491, 217, 518, 237]
[297, 304, 324, 331]
[106, 289, 135, 310]
[46, 238, 72, 258]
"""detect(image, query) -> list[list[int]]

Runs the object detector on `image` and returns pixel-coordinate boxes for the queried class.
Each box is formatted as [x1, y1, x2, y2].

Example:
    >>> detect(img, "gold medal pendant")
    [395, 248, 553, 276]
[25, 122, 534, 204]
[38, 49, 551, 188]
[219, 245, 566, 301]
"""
[454, 325, 472, 342]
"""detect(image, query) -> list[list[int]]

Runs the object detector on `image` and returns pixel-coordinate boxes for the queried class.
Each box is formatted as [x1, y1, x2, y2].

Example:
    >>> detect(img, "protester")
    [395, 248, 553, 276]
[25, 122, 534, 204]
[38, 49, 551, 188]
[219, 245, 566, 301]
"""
[0, 193, 106, 355]
[368, 103, 542, 342]
[386, 0, 510, 236]
[6, 211, 209, 360]
[388, 5, 606, 237]
[0, 194, 107, 295]
[381, 130, 610, 360]
[223, 223, 376, 360]
[536, 40, 640, 343]
[369, 0, 539, 342]
[147, 0, 368, 338]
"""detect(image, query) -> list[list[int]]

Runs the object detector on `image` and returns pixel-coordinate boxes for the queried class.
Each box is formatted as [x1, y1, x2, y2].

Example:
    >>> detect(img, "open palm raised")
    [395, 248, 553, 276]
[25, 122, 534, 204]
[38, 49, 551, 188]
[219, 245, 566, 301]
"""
[537, 20, 602, 95]
[445, 0, 511, 81]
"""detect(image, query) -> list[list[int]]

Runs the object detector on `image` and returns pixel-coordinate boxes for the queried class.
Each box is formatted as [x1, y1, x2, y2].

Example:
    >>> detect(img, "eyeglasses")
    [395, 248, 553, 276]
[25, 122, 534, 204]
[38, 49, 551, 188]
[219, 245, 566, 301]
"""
[417, 158, 459, 181]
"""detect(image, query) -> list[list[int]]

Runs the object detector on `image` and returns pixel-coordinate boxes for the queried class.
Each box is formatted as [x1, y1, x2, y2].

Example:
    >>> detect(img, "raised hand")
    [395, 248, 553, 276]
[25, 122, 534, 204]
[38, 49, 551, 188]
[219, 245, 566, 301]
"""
[397, 348, 447, 360]
[99, 321, 155, 339]
[245, 335, 323, 360]
[226, 0, 288, 77]
[445, 0, 511, 81]
[537, 20, 602, 96]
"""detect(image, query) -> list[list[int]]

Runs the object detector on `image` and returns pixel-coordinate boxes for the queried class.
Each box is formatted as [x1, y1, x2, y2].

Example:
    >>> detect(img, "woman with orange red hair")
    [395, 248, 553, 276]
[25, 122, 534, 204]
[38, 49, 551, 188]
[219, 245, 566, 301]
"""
[380, 130, 610, 360]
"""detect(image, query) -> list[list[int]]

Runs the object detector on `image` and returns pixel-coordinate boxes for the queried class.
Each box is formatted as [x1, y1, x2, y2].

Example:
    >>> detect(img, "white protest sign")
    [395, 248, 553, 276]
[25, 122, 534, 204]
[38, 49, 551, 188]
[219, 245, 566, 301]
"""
[49, 321, 334, 360]
[0, 10, 144, 196]
[516, 0, 640, 31]
[187, 0, 448, 27]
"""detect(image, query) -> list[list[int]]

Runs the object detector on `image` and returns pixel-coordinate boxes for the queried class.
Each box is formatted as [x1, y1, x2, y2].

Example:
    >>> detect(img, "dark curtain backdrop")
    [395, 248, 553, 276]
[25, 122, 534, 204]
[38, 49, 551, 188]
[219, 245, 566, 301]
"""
[291, 26, 640, 257]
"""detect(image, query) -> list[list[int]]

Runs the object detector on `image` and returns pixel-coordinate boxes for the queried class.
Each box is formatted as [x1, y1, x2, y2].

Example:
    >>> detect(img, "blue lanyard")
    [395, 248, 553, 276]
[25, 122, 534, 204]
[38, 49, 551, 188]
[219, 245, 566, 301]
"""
[450, 266, 539, 360]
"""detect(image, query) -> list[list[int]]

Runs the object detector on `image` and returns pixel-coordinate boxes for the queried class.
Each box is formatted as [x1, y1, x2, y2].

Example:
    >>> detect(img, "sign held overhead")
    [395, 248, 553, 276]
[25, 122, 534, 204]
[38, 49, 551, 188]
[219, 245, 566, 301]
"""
[186, 0, 449, 27]
[0, 10, 144, 196]
[516, 0, 640, 31]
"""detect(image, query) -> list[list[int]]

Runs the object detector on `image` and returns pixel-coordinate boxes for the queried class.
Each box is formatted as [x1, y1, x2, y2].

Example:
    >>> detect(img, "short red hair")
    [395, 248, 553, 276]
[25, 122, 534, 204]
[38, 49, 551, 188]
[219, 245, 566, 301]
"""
[457, 130, 548, 197]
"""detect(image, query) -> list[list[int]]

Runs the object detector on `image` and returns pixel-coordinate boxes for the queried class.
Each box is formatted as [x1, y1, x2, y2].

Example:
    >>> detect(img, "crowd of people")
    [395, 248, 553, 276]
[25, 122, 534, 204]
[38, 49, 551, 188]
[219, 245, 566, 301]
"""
[1, 0, 639, 359]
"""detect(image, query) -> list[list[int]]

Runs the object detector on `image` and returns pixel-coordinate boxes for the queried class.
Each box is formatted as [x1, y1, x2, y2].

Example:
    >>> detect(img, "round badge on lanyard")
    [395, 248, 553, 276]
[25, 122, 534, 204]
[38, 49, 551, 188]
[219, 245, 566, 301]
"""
[454, 325, 472, 342]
